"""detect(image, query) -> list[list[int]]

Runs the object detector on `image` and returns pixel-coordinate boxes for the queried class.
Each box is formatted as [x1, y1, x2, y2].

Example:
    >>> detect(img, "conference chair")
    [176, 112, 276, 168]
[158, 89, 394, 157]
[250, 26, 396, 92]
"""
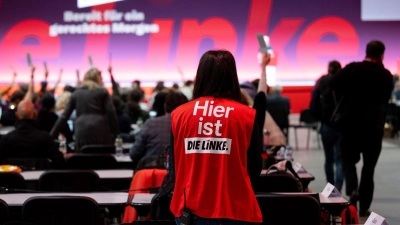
[0, 172, 26, 191]
[290, 109, 321, 149]
[22, 196, 101, 225]
[256, 194, 321, 225]
[0, 199, 9, 225]
[81, 145, 116, 154]
[123, 169, 167, 223]
[254, 173, 302, 193]
[38, 170, 101, 192]
[2, 158, 51, 171]
[66, 154, 117, 170]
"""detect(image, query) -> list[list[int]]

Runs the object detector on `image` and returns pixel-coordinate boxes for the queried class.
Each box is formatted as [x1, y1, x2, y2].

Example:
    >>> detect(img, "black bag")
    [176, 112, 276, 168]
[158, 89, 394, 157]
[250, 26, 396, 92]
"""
[266, 160, 303, 192]
[150, 173, 175, 220]
[136, 155, 166, 171]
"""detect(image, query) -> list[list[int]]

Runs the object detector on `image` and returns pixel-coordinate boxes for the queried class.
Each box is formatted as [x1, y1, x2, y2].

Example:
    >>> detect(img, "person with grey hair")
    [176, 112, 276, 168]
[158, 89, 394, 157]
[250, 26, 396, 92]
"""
[266, 85, 290, 143]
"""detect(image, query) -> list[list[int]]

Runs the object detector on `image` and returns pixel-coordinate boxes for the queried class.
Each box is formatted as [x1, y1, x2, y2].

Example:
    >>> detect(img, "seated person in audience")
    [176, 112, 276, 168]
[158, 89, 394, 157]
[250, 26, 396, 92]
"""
[112, 95, 132, 134]
[266, 85, 290, 141]
[129, 92, 188, 168]
[152, 89, 172, 117]
[393, 81, 400, 101]
[179, 80, 194, 100]
[56, 91, 72, 115]
[0, 100, 65, 167]
[264, 112, 286, 147]
[125, 89, 150, 124]
[240, 79, 259, 100]
[132, 80, 145, 101]
[36, 93, 73, 143]
[0, 71, 17, 111]
[0, 90, 25, 126]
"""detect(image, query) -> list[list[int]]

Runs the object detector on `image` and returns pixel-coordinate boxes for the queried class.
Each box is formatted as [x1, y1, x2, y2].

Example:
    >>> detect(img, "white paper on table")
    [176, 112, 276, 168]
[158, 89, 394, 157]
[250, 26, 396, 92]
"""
[292, 162, 307, 174]
[321, 183, 342, 198]
[365, 212, 389, 225]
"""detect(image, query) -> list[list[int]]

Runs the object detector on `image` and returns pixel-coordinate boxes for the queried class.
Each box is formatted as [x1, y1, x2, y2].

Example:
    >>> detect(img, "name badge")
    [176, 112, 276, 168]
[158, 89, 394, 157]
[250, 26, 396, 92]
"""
[365, 212, 389, 225]
[293, 162, 302, 173]
[321, 183, 342, 198]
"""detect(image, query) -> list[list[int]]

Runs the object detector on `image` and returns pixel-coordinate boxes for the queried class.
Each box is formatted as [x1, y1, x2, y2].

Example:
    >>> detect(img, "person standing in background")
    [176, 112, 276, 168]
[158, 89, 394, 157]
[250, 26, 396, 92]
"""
[310, 60, 343, 192]
[50, 68, 119, 151]
[266, 85, 290, 143]
[329, 40, 393, 217]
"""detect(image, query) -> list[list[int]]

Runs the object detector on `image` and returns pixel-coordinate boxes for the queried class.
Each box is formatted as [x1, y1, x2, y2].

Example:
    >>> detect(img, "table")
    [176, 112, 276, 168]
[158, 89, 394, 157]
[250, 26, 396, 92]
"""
[0, 192, 129, 207]
[123, 143, 134, 151]
[131, 193, 156, 219]
[129, 193, 347, 206]
[114, 154, 133, 163]
[21, 170, 134, 191]
[21, 169, 134, 181]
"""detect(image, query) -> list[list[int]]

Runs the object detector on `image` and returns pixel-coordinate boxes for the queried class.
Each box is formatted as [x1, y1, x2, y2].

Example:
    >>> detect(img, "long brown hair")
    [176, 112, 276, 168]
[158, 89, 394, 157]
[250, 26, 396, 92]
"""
[82, 68, 103, 90]
[192, 50, 241, 102]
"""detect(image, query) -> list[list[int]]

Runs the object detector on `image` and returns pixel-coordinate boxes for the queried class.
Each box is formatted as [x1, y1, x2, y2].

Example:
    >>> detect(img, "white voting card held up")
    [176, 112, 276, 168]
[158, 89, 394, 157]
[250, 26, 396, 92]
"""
[321, 183, 342, 198]
[365, 212, 389, 225]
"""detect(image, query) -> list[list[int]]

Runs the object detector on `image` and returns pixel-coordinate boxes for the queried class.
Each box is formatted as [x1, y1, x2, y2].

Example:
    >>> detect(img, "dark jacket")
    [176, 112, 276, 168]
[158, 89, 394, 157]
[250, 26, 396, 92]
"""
[50, 87, 119, 151]
[116, 110, 132, 134]
[36, 109, 73, 143]
[266, 93, 290, 131]
[329, 61, 393, 130]
[0, 108, 17, 126]
[129, 114, 171, 168]
[0, 119, 65, 167]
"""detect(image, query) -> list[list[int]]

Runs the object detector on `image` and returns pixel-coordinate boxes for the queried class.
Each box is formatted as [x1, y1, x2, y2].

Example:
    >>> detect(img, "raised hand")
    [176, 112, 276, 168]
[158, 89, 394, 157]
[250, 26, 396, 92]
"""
[261, 53, 271, 69]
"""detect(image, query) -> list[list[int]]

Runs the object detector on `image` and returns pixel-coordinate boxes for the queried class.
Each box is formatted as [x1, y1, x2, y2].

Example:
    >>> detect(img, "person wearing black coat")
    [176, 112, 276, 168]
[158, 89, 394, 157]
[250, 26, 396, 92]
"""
[0, 100, 65, 168]
[50, 68, 119, 151]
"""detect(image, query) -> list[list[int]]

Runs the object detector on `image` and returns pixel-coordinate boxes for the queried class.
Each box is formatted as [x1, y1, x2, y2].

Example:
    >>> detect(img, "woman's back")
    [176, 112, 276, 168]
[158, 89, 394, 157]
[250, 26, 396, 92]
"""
[73, 87, 109, 116]
[170, 96, 262, 223]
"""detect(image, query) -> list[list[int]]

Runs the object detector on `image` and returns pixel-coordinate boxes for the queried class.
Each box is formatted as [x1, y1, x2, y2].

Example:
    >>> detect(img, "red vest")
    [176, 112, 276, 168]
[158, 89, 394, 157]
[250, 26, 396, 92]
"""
[170, 97, 262, 223]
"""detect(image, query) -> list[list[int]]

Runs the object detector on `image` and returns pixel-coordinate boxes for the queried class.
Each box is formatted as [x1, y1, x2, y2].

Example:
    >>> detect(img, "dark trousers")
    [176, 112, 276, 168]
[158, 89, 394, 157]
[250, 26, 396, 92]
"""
[320, 123, 343, 192]
[340, 128, 383, 210]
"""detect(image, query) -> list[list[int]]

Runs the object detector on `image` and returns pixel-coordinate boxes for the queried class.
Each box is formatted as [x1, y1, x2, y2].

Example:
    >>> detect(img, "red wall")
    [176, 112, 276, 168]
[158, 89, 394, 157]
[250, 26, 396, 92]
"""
[280, 86, 313, 114]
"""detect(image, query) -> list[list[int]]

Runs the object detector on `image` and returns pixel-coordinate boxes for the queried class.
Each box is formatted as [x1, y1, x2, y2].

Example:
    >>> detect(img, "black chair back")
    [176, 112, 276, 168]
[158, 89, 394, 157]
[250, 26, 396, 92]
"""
[66, 154, 117, 170]
[299, 109, 318, 124]
[0, 199, 9, 225]
[136, 155, 166, 171]
[254, 173, 301, 193]
[0, 172, 26, 190]
[22, 196, 101, 225]
[80, 145, 116, 154]
[2, 158, 51, 171]
[39, 170, 101, 192]
[256, 194, 321, 225]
